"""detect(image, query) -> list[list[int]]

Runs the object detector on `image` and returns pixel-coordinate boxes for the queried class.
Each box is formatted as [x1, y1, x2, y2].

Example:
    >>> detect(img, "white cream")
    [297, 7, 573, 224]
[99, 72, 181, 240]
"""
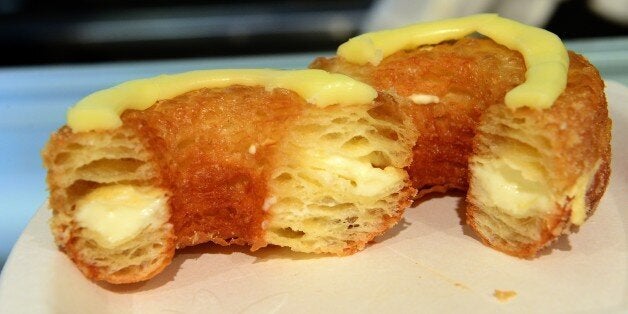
[317, 155, 405, 197]
[474, 156, 601, 224]
[409, 94, 440, 105]
[75, 185, 168, 249]
[473, 159, 552, 218]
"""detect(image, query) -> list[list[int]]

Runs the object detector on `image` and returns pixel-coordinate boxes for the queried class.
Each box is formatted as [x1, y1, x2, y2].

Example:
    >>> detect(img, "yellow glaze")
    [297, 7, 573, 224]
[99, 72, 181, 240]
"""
[567, 160, 601, 225]
[75, 185, 168, 249]
[68, 69, 377, 132]
[337, 14, 569, 110]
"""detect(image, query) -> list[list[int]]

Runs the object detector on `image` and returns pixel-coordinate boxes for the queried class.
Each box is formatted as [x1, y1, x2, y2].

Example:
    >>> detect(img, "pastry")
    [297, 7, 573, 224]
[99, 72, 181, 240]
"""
[311, 14, 612, 257]
[42, 69, 418, 283]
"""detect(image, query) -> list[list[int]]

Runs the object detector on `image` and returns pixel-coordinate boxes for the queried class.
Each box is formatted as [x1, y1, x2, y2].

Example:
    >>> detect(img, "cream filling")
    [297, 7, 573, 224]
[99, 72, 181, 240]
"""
[309, 154, 406, 198]
[474, 158, 601, 224]
[474, 159, 552, 218]
[75, 185, 169, 249]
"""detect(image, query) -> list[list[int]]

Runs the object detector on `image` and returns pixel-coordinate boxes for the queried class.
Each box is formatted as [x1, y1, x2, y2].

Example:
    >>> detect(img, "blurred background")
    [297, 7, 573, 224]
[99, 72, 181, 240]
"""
[0, 0, 626, 273]
[0, 0, 626, 66]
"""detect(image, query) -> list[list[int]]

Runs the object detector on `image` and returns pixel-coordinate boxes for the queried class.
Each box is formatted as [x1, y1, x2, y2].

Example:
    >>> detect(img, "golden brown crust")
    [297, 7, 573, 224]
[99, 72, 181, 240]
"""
[43, 126, 177, 283]
[43, 84, 417, 283]
[42, 87, 312, 282]
[565, 53, 612, 222]
[312, 38, 611, 258]
[586, 153, 611, 217]
[122, 86, 307, 249]
[339, 184, 417, 255]
[312, 38, 525, 195]
[466, 51, 611, 257]
[64, 229, 177, 284]
[464, 202, 569, 258]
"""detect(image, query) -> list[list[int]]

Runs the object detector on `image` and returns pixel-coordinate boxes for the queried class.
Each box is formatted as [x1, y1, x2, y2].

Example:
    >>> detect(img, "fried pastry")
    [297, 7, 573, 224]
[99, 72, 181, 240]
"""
[311, 14, 611, 257]
[43, 69, 418, 283]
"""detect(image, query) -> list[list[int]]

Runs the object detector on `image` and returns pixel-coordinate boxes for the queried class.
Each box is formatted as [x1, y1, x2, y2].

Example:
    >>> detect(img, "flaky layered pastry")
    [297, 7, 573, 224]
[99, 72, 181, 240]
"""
[43, 74, 417, 283]
[312, 37, 611, 257]
[467, 52, 610, 256]
[42, 15, 612, 286]
[312, 38, 521, 195]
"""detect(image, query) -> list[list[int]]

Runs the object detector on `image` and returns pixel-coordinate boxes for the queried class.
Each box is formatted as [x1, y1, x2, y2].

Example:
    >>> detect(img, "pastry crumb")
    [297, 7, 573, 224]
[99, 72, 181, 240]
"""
[493, 289, 517, 302]
[409, 93, 439, 105]
[262, 196, 277, 211]
[454, 282, 469, 290]
[248, 144, 257, 154]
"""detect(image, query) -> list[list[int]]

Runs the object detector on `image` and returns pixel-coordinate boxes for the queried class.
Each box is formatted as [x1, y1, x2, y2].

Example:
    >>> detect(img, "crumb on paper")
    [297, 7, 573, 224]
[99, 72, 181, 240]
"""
[454, 282, 470, 290]
[493, 289, 517, 302]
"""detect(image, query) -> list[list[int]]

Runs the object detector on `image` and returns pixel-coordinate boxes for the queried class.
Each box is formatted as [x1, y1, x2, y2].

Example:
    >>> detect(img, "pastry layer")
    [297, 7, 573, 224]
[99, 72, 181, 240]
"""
[43, 84, 418, 283]
[311, 38, 611, 257]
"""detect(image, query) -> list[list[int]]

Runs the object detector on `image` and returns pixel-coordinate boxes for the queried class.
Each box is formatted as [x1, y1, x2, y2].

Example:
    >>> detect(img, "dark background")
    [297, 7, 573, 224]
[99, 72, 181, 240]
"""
[0, 0, 626, 65]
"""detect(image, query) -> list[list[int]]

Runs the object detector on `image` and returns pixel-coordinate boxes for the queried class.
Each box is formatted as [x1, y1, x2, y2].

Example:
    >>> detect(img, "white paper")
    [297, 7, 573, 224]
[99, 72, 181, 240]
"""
[1, 81, 626, 314]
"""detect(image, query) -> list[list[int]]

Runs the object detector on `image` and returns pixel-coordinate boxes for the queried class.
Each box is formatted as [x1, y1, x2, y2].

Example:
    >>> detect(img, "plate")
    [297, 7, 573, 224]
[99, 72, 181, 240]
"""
[1, 82, 626, 313]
